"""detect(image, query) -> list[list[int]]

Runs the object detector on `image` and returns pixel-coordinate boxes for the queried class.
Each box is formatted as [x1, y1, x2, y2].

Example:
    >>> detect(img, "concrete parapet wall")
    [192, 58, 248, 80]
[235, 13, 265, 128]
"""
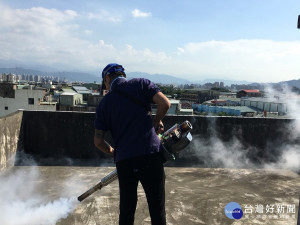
[15, 111, 299, 168]
[18, 111, 102, 166]
[164, 115, 297, 168]
[0, 110, 297, 168]
[0, 111, 23, 170]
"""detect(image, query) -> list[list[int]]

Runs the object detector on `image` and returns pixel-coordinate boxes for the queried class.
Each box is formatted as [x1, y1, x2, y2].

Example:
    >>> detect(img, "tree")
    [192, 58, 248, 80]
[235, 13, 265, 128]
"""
[210, 87, 230, 92]
[157, 85, 183, 99]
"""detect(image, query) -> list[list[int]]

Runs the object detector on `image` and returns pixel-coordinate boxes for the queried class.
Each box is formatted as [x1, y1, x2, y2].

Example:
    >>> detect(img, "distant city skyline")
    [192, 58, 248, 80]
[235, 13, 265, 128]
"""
[0, 0, 300, 83]
[0, 67, 289, 86]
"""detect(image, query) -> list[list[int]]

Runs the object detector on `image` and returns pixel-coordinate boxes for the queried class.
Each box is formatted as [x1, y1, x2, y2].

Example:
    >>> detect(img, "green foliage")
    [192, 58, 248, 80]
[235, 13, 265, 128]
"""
[82, 83, 100, 91]
[210, 87, 230, 92]
[157, 85, 183, 99]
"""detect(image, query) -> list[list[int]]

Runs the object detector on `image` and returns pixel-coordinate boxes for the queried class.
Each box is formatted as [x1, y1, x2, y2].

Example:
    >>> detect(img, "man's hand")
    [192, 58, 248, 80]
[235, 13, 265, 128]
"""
[153, 119, 164, 134]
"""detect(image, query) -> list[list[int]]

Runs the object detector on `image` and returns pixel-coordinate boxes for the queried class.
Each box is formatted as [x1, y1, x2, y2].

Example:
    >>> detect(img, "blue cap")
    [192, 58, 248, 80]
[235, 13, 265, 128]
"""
[102, 63, 125, 78]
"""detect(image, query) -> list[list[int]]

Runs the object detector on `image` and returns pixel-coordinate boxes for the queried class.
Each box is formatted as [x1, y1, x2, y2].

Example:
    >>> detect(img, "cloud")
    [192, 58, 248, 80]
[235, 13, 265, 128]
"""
[0, 3, 300, 83]
[177, 40, 300, 60]
[131, 9, 152, 18]
[87, 11, 122, 22]
[172, 39, 300, 82]
[0, 4, 102, 69]
[0, 4, 167, 72]
[2, 6, 78, 30]
[84, 29, 93, 35]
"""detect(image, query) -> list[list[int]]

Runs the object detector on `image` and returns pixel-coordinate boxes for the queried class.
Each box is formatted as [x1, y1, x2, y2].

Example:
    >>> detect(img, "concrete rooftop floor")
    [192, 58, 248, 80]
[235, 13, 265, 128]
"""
[1, 166, 299, 225]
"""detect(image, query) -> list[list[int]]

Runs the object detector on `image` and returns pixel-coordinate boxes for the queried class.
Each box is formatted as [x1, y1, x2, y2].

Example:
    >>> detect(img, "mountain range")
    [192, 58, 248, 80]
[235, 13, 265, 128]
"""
[0, 67, 299, 88]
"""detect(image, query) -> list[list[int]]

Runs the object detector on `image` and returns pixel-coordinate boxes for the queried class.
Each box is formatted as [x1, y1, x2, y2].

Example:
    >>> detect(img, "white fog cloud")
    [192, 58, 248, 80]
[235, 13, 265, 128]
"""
[0, 167, 78, 225]
[132, 9, 152, 18]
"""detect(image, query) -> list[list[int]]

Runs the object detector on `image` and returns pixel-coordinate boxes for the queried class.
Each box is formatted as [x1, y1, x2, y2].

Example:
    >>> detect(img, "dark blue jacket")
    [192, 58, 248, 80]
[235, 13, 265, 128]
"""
[94, 77, 162, 163]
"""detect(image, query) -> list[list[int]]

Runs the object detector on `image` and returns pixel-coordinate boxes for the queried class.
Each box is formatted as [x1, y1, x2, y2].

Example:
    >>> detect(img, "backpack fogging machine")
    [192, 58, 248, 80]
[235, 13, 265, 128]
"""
[77, 120, 193, 202]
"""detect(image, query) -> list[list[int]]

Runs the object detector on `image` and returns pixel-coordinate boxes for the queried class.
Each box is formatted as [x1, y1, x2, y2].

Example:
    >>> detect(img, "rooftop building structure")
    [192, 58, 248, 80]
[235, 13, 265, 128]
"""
[87, 94, 103, 112]
[203, 98, 241, 107]
[0, 82, 56, 117]
[59, 92, 83, 111]
[181, 90, 220, 104]
[219, 92, 237, 99]
[193, 104, 258, 116]
[241, 97, 288, 115]
[72, 86, 92, 101]
[1, 73, 17, 83]
[237, 89, 261, 98]
[152, 99, 193, 115]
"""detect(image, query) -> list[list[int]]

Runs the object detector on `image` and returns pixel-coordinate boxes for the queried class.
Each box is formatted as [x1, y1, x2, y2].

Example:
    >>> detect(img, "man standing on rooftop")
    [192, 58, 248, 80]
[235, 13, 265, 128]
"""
[94, 63, 171, 225]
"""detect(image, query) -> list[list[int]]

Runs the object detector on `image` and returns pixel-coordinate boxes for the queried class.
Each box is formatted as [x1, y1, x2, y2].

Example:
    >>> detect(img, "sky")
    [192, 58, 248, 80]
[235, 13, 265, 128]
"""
[0, 0, 300, 83]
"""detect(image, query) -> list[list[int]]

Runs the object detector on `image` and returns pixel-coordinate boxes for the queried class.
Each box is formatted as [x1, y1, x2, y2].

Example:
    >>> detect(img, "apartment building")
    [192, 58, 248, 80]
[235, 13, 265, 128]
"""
[152, 99, 193, 115]
[181, 90, 220, 104]
[0, 82, 56, 117]
[59, 92, 83, 111]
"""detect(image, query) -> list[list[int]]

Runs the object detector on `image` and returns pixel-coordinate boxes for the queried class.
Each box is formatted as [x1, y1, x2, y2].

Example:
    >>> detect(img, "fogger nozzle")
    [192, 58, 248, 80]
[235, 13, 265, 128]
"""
[77, 169, 118, 202]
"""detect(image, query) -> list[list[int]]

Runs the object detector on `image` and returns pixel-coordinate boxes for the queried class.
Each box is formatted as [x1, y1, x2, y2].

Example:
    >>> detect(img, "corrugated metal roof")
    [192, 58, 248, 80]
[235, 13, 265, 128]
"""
[222, 106, 258, 113]
[62, 88, 76, 93]
[242, 97, 286, 104]
[60, 92, 80, 96]
[76, 91, 92, 94]
[73, 86, 89, 91]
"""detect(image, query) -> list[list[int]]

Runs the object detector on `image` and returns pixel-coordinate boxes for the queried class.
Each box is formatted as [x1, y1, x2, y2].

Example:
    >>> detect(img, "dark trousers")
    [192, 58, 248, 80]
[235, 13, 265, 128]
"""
[116, 153, 166, 225]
